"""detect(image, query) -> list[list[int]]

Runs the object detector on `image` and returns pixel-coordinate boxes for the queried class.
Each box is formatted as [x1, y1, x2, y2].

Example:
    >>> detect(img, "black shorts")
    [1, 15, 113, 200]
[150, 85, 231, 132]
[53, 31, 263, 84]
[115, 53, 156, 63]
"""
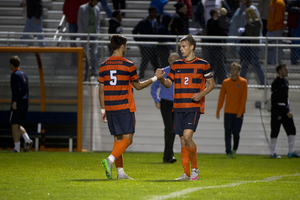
[9, 105, 28, 125]
[173, 112, 201, 135]
[107, 112, 135, 135]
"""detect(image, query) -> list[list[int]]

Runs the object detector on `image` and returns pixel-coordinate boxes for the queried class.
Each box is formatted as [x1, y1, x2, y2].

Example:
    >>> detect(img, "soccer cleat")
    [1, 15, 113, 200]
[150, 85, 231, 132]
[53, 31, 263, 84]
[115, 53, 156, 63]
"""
[227, 153, 233, 158]
[270, 153, 281, 158]
[232, 150, 236, 158]
[23, 140, 33, 152]
[117, 173, 133, 180]
[288, 152, 300, 158]
[190, 169, 199, 181]
[174, 173, 190, 180]
[10, 148, 20, 153]
[101, 158, 113, 179]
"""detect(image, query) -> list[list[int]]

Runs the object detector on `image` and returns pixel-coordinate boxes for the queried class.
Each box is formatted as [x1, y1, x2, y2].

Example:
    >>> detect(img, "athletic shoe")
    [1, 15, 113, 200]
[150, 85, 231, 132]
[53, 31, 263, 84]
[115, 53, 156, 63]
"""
[174, 173, 190, 180]
[10, 148, 20, 153]
[232, 150, 236, 158]
[190, 169, 199, 181]
[163, 157, 177, 163]
[288, 152, 300, 158]
[117, 173, 133, 180]
[227, 153, 233, 158]
[101, 158, 113, 179]
[270, 153, 281, 158]
[23, 140, 33, 152]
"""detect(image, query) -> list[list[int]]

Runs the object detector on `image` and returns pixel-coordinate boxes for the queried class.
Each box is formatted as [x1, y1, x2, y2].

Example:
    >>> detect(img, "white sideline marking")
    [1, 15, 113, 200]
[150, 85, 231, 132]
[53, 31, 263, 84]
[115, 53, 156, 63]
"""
[148, 173, 300, 200]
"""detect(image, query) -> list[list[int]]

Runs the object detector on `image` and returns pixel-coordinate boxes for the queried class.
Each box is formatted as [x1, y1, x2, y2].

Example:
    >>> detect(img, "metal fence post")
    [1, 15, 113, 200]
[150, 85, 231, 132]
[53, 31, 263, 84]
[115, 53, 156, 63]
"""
[264, 37, 268, 104]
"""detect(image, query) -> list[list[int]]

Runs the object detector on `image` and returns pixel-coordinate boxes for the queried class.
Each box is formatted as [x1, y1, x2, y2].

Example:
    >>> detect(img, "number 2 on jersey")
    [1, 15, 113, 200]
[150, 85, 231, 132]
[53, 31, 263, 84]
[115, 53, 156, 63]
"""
[184, 77, 189, 85]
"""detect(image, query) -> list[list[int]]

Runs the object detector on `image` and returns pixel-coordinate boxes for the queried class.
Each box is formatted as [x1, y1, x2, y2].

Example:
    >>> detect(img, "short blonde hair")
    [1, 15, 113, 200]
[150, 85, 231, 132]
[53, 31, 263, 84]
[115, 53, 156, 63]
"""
[231, 62, 241, 70]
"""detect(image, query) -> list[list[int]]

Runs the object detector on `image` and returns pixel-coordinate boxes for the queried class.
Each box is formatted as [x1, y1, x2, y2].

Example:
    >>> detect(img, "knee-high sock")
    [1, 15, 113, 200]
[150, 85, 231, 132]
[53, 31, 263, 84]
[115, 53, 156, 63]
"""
[113, 142, 123, 168]
[181, 146, 190, 177]
[111, 138, 130, 161]
[186, 143, 198, 169]
[270, 138, 277, 155]
[288, 135, 295, 154]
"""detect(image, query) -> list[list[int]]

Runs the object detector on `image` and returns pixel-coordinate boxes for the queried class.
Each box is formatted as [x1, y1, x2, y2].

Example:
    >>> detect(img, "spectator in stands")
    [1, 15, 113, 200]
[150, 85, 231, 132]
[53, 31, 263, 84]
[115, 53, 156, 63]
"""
[194, 0, 206, 31]
[228, 0, 262, 42]
[98, 0, 113, 18]
[108, 10, 123, 55]
[112, 0, 126, 16]
[178, 0, 193, 19]
[151, 52, 180, 164]
[9, 55, 33, 153]
[132, 7, 159, 79]
[258, 0, 270, 36]
[216, 62, 247, 158]
[20, 0, 27, 19]
[157, 13, 174, 68]
[270, 63, 300, 158]
[22, 0, 45, 47]
[266, 0, 285, 64]
[171, 2, 189, 35]
[226, 0, 240, 17]
[239, 8, 265, 85]
[150, 0, 169, 24]
[205, 8, 229, 84]
[286, 0, 300, 65]
[77, 0, 100, 76]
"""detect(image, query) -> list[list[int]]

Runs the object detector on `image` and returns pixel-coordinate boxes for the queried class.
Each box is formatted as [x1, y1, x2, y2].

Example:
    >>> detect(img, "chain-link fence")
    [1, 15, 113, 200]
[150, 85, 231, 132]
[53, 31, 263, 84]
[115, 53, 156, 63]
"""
[1, 32, 300, 89]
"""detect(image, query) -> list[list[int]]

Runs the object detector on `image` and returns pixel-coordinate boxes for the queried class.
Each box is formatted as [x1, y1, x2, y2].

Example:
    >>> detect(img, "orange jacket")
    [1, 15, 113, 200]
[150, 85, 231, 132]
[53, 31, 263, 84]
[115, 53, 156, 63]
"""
[216, 76, 248, 116]
[267, 0, 286, 31]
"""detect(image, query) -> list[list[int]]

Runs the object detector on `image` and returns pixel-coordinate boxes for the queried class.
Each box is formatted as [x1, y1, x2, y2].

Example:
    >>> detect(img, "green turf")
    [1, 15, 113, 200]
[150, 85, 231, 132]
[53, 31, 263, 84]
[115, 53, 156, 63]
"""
[0, 151, 299, 200]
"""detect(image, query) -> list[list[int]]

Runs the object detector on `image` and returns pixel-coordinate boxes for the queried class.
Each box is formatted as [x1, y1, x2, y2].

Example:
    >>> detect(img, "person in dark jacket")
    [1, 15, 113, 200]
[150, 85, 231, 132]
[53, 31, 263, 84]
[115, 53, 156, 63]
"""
[286, 0, 300, 65]
[239, 8, 265, 85]
[108, 10, 123, 55]
[171, 2, 189, 36]
[22, 0, 45, 47]
[157, 13, 174, 68]
[132, 7, 160, 79]
[9, 56, 33, 153]
[269, 63, 300, 158]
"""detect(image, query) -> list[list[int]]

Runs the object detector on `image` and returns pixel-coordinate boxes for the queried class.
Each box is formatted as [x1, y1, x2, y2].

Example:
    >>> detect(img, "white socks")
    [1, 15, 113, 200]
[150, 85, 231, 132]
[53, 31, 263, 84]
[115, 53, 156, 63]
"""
[117, 167, 125, 175]
[22, 133, 31, 143]
[288, 135, 295, 154]
[108, 155, 115, 163]
[14, 142, 20, 151]
[270, 138, 277, 155]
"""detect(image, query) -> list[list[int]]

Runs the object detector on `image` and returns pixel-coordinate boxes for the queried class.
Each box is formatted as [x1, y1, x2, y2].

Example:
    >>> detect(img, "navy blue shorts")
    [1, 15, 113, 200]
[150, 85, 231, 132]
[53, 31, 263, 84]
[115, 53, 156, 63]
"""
[173, 112, 201, 135]
[9, 106, 28, 125]
[107, 112, 135, 135]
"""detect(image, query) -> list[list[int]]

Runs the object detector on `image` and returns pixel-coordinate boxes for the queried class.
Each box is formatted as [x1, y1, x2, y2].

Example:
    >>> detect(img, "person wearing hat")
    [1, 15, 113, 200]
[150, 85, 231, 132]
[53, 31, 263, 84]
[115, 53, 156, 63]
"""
[171, 2, 189, 35]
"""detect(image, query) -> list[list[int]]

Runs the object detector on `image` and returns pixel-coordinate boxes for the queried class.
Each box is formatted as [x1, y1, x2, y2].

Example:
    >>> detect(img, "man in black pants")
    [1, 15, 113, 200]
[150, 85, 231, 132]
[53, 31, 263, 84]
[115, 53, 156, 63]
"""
[151, 52, 179, 163]
[270, 63, 299, 158]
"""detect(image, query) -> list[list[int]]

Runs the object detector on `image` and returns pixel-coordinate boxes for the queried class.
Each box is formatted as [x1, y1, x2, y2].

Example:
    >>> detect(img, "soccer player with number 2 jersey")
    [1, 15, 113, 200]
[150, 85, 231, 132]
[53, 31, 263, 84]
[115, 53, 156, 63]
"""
[156, 34, 215, 180]
[98, 34, 165, 179]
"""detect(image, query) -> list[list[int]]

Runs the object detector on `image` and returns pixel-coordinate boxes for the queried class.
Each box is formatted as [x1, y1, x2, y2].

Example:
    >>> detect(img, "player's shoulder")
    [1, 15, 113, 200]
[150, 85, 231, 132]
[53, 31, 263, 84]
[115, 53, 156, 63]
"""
[238, 76, 248, 84]
[121, 57, 135, 66]
[193, 57, 209, 65]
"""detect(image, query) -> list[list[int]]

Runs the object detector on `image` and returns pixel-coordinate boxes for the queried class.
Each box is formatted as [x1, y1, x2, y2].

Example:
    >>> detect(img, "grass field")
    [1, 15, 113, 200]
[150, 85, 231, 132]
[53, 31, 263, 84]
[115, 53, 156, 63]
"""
[1, 151, 300, 200]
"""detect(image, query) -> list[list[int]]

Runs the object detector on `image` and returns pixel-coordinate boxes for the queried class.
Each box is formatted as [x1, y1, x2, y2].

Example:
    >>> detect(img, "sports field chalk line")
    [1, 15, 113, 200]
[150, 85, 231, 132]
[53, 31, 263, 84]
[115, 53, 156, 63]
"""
[148, 173, 300, 200]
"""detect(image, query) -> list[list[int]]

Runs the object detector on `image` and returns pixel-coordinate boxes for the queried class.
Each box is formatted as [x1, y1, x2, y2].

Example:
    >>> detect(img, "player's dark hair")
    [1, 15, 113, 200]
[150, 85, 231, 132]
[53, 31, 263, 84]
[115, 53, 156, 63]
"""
[180, 34, 196, 51]
[112, 10, 121, 18]
[9, 55, 20, 68]
[110, 34, 127, 50]
[231, 62, 241, 70]
[276, 63, 286, 74]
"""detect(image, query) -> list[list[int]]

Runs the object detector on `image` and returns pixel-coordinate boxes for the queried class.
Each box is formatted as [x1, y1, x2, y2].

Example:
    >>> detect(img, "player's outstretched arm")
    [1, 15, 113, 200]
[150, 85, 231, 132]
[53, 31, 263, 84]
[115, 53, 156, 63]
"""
[132, 70, 165, 90]
[156, 69, 172, 88]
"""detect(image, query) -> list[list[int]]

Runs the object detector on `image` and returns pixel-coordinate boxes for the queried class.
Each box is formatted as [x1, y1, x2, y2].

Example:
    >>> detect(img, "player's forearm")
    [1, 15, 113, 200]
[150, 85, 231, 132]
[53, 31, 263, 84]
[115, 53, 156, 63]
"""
[159, 78, 171, 88]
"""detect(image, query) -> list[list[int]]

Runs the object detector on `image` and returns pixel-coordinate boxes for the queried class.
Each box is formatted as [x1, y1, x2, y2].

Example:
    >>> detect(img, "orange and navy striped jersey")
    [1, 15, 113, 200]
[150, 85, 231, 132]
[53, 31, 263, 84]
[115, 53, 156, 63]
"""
[98, 56, 139, 115]
[167, 57, 213, 113]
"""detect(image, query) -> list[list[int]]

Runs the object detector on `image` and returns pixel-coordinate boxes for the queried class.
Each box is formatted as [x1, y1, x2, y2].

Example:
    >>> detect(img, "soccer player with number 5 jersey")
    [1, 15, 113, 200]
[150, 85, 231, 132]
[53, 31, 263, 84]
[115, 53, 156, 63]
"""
[98, 34, 165, 179]
[156, 34, 215, 180]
